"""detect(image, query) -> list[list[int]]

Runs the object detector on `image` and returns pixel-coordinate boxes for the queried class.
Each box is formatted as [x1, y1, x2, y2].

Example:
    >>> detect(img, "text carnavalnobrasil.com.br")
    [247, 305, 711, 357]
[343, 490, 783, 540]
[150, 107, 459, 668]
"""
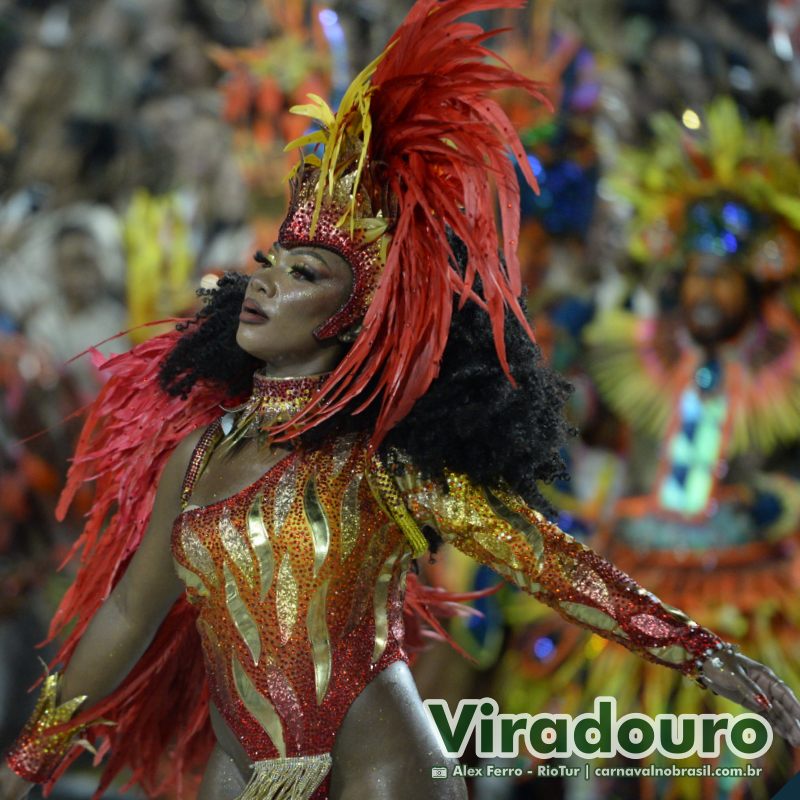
[443, 763, 763, 780]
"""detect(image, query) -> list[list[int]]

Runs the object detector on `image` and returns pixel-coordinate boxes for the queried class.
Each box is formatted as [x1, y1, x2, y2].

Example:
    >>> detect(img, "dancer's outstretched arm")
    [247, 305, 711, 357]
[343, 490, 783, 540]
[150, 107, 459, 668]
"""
[394, 459, 800, 745]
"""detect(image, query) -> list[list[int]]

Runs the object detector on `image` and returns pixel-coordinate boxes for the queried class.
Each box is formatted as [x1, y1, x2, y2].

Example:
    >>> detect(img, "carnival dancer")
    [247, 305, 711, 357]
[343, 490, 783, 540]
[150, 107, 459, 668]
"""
[2, 10, 799, 800]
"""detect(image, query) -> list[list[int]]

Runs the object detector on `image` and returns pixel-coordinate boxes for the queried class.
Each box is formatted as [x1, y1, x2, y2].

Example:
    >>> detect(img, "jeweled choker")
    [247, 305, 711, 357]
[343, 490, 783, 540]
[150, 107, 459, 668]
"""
[220, 372, 329, 448]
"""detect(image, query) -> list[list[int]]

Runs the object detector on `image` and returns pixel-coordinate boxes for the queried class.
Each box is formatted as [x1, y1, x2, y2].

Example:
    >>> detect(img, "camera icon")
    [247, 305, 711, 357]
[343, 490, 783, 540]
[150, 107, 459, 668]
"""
[431, 766, 448, 779]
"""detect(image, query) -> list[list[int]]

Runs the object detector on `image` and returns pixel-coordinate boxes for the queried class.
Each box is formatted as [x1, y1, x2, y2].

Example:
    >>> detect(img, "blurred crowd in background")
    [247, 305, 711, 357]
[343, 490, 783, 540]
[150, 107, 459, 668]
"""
[2, 1, 800, 798]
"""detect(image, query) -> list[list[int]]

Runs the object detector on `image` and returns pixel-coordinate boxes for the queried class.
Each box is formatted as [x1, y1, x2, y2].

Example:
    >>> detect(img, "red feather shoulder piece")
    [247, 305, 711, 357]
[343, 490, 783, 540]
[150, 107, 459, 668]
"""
[45, 329, 226, 798]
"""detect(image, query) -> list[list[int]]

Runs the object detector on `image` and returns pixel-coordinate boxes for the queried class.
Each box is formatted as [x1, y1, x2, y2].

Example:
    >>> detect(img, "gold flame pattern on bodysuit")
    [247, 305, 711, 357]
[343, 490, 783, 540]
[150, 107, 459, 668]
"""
[171, 424, 722, 800]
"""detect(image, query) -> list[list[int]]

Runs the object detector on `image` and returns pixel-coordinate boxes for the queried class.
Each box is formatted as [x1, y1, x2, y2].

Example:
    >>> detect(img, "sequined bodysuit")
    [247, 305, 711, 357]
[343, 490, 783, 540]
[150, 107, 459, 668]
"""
[172, 408, 721, 799]
[173, 428, 411, 798]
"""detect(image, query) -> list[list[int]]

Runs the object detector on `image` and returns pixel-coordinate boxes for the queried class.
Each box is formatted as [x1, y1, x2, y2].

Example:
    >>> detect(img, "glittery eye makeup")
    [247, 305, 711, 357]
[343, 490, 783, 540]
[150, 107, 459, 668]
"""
[289, 265, 318, 282]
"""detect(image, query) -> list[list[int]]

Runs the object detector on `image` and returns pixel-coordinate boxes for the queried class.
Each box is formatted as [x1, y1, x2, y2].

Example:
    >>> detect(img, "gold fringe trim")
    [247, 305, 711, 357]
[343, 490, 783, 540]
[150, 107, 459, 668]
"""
[237, 754, 332, 800]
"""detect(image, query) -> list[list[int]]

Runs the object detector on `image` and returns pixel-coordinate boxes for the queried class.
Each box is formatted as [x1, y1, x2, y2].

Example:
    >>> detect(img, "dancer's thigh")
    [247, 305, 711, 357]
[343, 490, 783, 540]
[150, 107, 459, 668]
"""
[198, 744, 248, 800]
[329, 661, 467, 800]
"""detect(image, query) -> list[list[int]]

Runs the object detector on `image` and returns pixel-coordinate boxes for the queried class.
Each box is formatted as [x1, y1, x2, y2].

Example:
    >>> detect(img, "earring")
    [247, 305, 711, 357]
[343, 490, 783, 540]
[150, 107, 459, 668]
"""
[337, 323, 362, 344]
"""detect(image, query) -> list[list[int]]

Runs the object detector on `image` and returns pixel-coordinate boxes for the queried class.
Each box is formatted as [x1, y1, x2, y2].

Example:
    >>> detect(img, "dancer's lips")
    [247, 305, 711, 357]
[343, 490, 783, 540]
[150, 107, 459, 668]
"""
[239, 298, 269, 324]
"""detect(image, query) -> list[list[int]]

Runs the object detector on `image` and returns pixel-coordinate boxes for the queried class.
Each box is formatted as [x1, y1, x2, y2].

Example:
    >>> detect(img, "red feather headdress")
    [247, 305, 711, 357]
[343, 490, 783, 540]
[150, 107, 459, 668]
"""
[274, 0, 548, 445]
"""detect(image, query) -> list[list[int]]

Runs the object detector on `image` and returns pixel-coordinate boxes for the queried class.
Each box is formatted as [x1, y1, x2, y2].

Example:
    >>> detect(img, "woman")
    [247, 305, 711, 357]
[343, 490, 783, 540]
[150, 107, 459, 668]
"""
[3, 2, 800, 799]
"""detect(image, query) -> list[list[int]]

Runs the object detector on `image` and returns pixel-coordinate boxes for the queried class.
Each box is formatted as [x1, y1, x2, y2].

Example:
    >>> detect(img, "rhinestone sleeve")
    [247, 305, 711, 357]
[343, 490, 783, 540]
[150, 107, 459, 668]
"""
[395, 465, 723, 677]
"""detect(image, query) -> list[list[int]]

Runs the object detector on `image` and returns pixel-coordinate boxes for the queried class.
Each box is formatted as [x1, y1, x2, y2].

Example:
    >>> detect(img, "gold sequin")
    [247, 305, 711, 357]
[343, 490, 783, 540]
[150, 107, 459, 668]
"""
[4, 671, 95, 781]
[303, 475, 330, 577]
[273, 462, 297, 536]
[247, 494, 274, 599]
[173, 562, 207, 599]
[647, 644, 690, 664]
[512, 569, 528, 588]
[559, 601, 619, 632]
[181, 524, 217, 587]
[341, 523, 390, 637]
[276, 554, 298, 644]
[472, 526, 522, 572]
[573, 566, 612, 610]
[224, 563, 262, 665]
[372, 549, 400, 663]
[392, 459, 720, 679]
[339, 474, 361, 560]
[483, 487, 544, 566]
[306, 580, 332, 705]
[662, 602, 698, 627]
[198, 619, 236, 709]
[397, 549, 412, 582]
[220, 510, 255, 583]
[331, 434, 355, 477]
[232, 656, 286, 758]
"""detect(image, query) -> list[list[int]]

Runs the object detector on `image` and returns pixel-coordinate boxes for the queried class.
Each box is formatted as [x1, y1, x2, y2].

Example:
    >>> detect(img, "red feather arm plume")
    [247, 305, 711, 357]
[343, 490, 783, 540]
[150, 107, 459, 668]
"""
[279, 0, 549, 446]
[403, 573, 502, 663]
[41, 329, 231, 799]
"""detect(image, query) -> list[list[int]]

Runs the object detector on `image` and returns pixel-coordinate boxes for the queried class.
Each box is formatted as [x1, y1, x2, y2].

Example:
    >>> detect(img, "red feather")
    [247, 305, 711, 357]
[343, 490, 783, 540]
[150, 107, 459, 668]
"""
[278, 0, 549, 446]
[42, 330, 235, 799]
[403, 573, 502, 663]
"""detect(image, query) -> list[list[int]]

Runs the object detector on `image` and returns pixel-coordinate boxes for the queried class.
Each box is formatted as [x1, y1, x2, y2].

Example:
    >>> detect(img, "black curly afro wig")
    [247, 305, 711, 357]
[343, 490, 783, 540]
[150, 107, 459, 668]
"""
[383, 235, 571, 512]
[159, 239, 572, 517]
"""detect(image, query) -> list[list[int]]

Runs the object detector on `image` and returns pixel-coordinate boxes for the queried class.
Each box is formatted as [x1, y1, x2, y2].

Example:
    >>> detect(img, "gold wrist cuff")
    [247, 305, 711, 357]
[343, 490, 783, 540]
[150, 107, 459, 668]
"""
[6, 672, 89, 783]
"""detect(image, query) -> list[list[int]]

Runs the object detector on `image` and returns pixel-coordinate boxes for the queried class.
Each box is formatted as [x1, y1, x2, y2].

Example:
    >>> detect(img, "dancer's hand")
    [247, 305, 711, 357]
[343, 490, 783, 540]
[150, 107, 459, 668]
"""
[0, 763, 33, 800]
[699, 647, 800, 746]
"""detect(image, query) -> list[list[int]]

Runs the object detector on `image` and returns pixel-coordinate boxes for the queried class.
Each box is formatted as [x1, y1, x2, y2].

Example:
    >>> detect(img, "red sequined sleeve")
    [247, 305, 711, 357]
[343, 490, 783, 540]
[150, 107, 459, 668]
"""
[396, 466, 723, 678]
